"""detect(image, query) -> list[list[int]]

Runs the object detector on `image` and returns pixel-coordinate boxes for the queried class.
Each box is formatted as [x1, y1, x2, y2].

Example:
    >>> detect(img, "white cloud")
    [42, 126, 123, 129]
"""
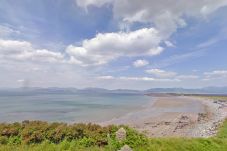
[145, 68, 177, 78]
[74, 0, 227, 67]
[97, 75, 114, 80]
[0, 25, 20, 37]
[17, 79, 25, 83]
[114, 0, 227, 38]
[164, 41, 175, 47]
[176, 75, 199, 80]
[0, 39, 32, 53]
[119, 76, 179, 82]
[97, 75, 180, 82]
[66, 28, 163, 66]
[204, 70, 227, 78]
[0, 39, 64, 63]
[19, 49, 64, 62]
[133, 59, 149, 68]
[76, 0, 113, 8]
[77, 0, 227, 38]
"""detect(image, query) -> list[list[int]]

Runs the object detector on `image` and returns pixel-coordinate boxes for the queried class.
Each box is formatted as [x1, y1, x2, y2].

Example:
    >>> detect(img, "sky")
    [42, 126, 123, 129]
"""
[0, 0, 227, 89]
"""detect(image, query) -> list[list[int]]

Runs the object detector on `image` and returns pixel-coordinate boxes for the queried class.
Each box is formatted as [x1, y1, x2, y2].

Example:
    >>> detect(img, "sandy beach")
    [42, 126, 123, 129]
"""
[101, 95, 227, 138]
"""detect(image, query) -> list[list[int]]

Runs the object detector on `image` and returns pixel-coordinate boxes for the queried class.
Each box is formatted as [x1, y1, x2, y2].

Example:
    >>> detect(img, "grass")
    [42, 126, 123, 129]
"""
[184, 94, 227, 101]
[199, 96, 227, 101]
[217, 119, 227, 139]
[0, 120, 227, 151]
[0, 137, 227, 151]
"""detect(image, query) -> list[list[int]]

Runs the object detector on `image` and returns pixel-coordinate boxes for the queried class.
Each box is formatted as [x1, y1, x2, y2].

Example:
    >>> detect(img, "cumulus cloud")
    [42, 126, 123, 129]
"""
[76, 0, 227, 38]
[133, 59, 149, 68]
[0, 39, 64, 63]
[73, 0, 227, 67]
[0, 39, 32, 53]
[66, 28, 163, 66]
[145, 68, 177, 78]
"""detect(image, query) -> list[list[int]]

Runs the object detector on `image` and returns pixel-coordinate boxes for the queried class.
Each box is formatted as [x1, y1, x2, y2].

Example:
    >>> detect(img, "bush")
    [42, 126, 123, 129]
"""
[21, 121, 48, 144]
[0, 136, 8, 144]
[124, 126, 148, 148]
[8, 136, 21, 145]
[0, 121, 120, 147]
[0, 122, 21, 137]
[78, 137, 95, 147]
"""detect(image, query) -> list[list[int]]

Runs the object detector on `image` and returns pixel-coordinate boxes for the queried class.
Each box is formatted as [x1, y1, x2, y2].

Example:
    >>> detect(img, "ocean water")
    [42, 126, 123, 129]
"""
[0, 93, 151, 123]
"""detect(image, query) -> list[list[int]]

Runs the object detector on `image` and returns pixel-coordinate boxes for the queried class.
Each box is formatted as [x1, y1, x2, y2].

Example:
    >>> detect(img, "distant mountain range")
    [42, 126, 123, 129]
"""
[145, 87, 227, 94]
[0, 86, 227, 96]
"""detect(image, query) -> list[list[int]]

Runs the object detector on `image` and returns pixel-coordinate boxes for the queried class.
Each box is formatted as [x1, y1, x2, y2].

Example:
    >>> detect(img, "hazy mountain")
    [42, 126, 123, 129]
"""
[0, 87, 226, 96]
[145, 87, 227, 94]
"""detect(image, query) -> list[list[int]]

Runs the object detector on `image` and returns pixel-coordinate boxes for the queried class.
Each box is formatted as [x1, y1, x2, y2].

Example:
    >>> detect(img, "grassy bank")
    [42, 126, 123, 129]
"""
[0, 120, 227, 151]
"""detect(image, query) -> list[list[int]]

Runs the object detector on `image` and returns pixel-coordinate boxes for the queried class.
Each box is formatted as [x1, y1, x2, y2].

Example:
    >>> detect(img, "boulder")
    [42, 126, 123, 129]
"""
[116, 127, 126, 141]
[118, 145, 133, 151]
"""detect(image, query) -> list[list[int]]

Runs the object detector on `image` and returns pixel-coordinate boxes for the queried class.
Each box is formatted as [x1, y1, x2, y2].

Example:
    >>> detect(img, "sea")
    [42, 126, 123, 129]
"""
[0, 92, 151, 123]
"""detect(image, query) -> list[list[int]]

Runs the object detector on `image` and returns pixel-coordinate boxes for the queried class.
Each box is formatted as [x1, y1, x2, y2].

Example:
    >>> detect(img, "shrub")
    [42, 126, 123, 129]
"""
[0, 136, 8, 144]
[21, 121, 48, 144]
[124, 126, 148, 148]
[78, 137, 95, 147]
[8, 136, 21, 145]
[0, 122, 21, 137]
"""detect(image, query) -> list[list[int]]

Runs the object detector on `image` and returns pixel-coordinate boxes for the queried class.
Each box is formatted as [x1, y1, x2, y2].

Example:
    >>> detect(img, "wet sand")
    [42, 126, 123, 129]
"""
[100, 96, 227, 138]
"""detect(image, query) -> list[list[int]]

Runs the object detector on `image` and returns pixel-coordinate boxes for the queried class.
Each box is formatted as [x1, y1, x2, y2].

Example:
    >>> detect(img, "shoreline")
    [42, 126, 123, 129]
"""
[189, 96, 227, 137]
[0, 94, 226, 138]
[100, 95, 227, 138]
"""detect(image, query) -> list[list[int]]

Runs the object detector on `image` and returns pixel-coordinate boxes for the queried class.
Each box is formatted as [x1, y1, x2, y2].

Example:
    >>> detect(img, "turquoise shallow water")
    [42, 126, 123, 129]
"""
[0, 93, 151, 123]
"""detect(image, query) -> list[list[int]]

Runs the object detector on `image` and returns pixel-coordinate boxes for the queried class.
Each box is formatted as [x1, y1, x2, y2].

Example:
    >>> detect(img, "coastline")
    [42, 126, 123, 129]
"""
[1, 95, 227, 151]
[100, 95, 227, 138]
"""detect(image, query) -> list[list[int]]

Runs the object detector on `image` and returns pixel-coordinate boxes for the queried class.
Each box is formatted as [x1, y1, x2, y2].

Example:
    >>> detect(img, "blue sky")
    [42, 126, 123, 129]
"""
[0, 0, 227, 89]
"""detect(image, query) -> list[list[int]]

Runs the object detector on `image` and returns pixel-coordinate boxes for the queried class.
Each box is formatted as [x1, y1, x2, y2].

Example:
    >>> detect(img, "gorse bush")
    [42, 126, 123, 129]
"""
[0, 121, 120, 146]
[0, 122, 21, 137]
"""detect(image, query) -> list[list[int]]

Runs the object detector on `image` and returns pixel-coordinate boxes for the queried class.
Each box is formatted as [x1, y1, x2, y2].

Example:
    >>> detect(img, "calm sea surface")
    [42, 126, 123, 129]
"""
[0, 93, 151, 123]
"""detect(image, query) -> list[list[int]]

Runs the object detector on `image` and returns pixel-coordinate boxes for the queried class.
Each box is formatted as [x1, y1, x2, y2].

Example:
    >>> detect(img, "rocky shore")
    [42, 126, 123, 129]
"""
[101, 96, 227, 138]
[189, 97, 227, 137]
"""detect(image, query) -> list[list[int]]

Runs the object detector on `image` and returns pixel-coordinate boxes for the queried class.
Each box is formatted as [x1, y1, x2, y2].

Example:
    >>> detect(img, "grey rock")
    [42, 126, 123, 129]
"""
[116, 127, 127, 141]
[118, 145, 133, 151]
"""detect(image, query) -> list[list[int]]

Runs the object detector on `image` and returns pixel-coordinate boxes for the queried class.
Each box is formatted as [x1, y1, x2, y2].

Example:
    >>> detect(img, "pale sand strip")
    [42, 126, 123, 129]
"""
[101, 96, 227, 138]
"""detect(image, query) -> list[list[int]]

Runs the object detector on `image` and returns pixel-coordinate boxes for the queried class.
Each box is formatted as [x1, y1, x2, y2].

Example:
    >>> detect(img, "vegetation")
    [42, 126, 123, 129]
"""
[0, 120, 226, 151]
[183, 94, 227, 101]
[217, 119, 227, 139]
[0, 121, 147, 150]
